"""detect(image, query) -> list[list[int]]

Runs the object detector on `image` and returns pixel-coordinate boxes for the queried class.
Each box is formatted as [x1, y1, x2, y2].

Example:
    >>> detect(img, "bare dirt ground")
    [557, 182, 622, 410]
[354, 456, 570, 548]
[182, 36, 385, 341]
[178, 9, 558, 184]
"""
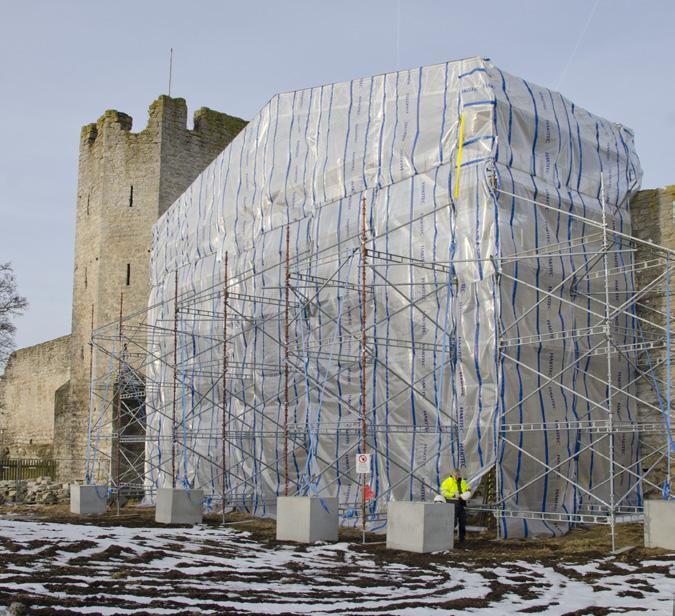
[0, 503, 672, 615]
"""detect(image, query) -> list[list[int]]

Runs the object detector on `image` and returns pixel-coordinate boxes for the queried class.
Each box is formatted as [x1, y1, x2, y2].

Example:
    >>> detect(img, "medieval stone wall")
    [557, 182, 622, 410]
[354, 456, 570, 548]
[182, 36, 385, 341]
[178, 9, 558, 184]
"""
[630, 185, 675, 497]
[0, 335, 70, 458]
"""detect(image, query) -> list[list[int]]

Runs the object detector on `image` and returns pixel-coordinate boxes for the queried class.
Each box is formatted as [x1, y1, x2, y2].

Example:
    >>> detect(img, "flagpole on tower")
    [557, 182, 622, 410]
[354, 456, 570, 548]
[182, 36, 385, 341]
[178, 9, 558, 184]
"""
[168, 48, 173, 97]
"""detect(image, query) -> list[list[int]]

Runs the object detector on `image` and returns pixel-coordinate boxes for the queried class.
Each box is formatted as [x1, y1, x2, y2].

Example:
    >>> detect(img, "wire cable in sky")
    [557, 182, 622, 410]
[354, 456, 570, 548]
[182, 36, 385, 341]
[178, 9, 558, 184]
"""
[554, 0, 601, 91]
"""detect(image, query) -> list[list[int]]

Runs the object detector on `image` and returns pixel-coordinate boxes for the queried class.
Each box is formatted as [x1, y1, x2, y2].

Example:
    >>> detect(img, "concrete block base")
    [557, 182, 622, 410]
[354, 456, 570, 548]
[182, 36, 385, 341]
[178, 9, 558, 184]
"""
[386, 501, 454, 553]
[155, 488, 204, 525]
[276, 496, 339, 543]
[644, 499, 675, 549]
[70, 484, 107, 515]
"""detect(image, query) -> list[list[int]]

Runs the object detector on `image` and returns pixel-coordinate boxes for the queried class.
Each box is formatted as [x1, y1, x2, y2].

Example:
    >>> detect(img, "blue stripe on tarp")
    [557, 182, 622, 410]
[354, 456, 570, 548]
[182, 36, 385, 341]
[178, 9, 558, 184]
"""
[410, 67, 423, 175]
[462, 99, 496, 108]
[311, 86, 324, 207]
[363, 77, 375, 189]
[431, 164, 443, 489]
[457, 155, 493, 169]
[523, 80, 538, 178]
[300, 88, 314, 219]
[580, 191, 595, 501]
[284, 91, 298, 213]
[555, 182, 574, 529]
[568, 98, 594, 508]
[474, 177, 484, 280]
[233, 126, 248, 256]
[505, 181, 521, 536]
[376, 75, 387, 188]
[342, 81, 354, 198]
[473, 280, 485, 467]
[290, 223, 302, 491]
[388, 71, 400, 186]
[462, 135, 496, 148]
[548, 87, 574, 529]
[610, 125, 640, 501]
[523, 81, 555, 536]
[560, 95, 574, 189]
[447, 165, 459, 469]
[458, 66, 487, 79]
[496, 67, 514, 166]
[250, 115, 262, 236]
[439, 63, 449, 165]
[321, 85, 335, 204]
[572, 103, 584, 194]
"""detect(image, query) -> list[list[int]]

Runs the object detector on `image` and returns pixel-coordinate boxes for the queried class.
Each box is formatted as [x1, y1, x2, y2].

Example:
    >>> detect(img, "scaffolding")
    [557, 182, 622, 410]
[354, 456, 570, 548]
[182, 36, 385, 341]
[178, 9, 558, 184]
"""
[84, 58, 673, 550]
[85, 183, 673, 550]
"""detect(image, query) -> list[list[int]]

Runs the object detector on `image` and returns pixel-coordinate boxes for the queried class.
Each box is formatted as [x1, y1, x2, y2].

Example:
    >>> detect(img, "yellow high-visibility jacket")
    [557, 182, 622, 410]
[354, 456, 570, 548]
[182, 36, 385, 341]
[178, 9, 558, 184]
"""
[440, 475, 469, 500]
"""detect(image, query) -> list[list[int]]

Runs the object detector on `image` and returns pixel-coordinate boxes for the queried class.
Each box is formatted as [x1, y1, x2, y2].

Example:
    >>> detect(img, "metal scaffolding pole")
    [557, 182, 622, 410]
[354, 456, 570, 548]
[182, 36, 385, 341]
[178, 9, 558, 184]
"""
[284, 225, 290, 497]
[221, 252, 229, 522]
[115, 292, 124, 515]
[360, 196, 368, 542]
[600, 174, 617, 552]
[171, 270, 178, 489]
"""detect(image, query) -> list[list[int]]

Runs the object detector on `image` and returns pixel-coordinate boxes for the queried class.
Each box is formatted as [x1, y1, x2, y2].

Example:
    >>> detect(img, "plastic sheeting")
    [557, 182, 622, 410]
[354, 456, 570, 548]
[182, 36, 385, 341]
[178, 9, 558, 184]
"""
[145, 56, 642, 536]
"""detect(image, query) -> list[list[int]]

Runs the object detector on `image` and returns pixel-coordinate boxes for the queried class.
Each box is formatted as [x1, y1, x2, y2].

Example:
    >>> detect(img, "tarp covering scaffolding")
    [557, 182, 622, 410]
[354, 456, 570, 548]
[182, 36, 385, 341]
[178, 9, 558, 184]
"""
[88, 56, 675, 540]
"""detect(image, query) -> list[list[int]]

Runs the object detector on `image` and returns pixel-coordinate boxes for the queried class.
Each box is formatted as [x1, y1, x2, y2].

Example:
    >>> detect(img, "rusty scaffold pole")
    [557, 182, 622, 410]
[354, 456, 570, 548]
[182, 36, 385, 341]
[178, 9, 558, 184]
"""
[115, 293, 124, 515]
[171, 270, 179, 489]
[360, 196, 368, 542]
[284, 225, 291, 497]
[221, 252, 229, 523]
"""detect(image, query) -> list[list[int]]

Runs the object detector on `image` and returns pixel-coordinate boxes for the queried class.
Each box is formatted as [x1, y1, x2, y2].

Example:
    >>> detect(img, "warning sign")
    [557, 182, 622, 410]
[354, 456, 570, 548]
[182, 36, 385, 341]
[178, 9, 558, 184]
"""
[356, 453, 371, 474]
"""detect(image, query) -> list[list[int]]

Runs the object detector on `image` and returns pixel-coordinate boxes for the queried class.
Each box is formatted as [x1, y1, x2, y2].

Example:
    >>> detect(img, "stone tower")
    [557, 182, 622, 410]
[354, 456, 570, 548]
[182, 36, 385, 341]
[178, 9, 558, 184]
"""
[53, 96, 246, 480]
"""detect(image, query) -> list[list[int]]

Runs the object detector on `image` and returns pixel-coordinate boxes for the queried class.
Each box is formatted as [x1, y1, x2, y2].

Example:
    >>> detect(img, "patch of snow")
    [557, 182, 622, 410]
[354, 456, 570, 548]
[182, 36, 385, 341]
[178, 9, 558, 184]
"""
[0, 518, 673, 615]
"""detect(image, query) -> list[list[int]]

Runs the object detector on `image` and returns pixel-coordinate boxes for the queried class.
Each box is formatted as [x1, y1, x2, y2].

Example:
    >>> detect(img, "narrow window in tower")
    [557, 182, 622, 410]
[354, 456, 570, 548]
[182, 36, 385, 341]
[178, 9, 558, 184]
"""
[86, 193, 90, 216]
[84, 267, 87, 288]
[129, 185, 134, 207]
[126, 263, 131, 286]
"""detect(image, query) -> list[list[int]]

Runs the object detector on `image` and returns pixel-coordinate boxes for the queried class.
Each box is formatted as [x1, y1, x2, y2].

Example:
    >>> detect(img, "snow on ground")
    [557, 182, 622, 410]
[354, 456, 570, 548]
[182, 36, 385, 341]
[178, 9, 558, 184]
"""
[0, 518, 672, 615]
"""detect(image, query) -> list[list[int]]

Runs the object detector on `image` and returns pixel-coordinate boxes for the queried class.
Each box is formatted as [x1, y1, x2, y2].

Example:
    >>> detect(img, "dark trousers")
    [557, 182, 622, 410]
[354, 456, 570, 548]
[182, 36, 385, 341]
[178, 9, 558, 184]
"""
[450, 499, 467, 541]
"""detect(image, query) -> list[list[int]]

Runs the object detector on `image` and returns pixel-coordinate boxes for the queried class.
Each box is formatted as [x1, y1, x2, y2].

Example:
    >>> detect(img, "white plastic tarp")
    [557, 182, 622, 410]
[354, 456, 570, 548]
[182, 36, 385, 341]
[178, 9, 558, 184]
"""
[145, 56, 642, 537]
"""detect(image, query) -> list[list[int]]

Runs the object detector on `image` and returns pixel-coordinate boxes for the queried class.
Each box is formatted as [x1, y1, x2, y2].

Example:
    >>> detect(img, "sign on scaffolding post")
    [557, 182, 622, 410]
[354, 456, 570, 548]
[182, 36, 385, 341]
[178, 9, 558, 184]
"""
[356, 453, 371, 474]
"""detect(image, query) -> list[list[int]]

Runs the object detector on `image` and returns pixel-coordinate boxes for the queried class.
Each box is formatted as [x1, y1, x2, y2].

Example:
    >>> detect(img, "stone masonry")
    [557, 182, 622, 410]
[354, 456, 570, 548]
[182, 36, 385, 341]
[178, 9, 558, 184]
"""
[630, 185, 675, 496]
[0, 336, 70, 459]
[52, 96, 246, 481]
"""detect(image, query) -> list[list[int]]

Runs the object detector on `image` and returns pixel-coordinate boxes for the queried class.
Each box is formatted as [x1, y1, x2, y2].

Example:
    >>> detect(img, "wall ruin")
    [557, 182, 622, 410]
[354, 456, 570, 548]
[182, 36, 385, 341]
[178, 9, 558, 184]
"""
[0, 335, 70, 458]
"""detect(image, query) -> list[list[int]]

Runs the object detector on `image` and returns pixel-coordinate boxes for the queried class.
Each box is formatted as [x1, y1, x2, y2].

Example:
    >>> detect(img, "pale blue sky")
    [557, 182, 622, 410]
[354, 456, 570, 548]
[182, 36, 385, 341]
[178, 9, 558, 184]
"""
[1, 0, 673, 351]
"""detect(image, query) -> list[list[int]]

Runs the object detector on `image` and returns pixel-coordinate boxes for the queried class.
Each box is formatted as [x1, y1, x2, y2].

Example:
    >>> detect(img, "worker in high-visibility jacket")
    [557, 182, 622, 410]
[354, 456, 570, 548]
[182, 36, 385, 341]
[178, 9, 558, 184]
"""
[434, 468, 471, 542]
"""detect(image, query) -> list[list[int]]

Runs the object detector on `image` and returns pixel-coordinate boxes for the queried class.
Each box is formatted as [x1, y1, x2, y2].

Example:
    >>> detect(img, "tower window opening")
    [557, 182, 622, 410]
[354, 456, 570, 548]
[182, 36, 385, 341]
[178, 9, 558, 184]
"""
[126, 263, 131, 286]
[84, 267, 87, 288]
[129, 185, 133, 207]
[86, 193, 90, 216]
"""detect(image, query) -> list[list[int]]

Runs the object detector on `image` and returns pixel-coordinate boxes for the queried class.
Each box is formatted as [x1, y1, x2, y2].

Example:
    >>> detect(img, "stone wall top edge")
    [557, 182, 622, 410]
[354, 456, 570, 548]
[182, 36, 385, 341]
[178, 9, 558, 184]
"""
[637, 184, 675, 194]
[4, 334, 71, 361]
[80, 95, 246, 147]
